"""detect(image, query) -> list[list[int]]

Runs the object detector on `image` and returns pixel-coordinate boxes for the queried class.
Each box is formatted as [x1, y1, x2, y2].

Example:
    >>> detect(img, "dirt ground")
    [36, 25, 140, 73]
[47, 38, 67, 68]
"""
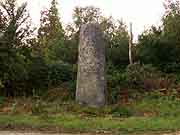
[0, 131, 180, 135]
[0, 132, 98, 135]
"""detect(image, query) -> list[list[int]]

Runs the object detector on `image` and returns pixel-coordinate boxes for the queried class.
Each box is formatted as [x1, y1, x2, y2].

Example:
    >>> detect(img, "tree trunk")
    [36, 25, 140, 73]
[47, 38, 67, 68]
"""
[129, 22, 133, 65]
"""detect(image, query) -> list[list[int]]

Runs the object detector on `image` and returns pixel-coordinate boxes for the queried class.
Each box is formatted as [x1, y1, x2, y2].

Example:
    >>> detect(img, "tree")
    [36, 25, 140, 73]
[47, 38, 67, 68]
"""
[70, 6, 105, 42]
[137, 25, 180, 72]
[137, 0, 180, 72]
[163, 0, 180, 43]
[38, 0, 64, 41]
[129, 22, 133, 65]
[0, 0, 33, 47]
[63, 6, 104, 64]
[0, 0, 34, 96]
[73, 6, 102, 30]
[71, 7, 129, 66]
[37, 0, 65, 62]
[105, 19, 130, 66]
[0, 9, 6, 32]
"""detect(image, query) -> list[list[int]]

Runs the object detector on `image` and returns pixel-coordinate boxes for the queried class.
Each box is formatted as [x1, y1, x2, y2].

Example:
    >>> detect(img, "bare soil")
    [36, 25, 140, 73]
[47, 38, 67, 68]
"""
[0, 132, 98, 135]
[0, 131, 180, 135]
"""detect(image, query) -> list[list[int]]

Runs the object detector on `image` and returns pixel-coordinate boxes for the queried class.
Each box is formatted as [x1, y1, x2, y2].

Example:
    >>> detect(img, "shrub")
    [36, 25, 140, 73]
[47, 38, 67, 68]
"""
[0, 55, 29, 97]
[106, 63, 128, 104]
[133, 91, 180, 117]
[125, 63, 162, 90]
[43, 85, 72, 102]
[0, 96, 5, 105]
[28, 57, 49, 93]
[111, 106, 133, 117]
[159, 63, 180, 73]
[31, 98, 47, 115]
[28, 59, 75, 97]
[47, 61, 74, 87]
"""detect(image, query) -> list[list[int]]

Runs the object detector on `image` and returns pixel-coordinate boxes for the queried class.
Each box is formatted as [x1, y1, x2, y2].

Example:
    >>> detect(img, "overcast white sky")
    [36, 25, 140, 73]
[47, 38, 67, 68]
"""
[22, 0, 165, 39]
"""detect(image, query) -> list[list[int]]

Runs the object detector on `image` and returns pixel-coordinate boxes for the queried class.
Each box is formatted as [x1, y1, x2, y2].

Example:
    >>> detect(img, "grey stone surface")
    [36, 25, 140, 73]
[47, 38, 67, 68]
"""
[76, 23, 106, 108]
[0, 32, 3, 38]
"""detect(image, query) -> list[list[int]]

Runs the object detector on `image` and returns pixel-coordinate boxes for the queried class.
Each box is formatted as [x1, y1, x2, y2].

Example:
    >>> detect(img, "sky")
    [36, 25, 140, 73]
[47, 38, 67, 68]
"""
[22, 0, 165, 39]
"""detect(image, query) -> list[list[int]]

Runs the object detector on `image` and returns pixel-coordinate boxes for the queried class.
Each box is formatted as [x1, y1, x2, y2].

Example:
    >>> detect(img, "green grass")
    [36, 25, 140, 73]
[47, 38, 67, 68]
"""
[1, 92, 180, 134]
[130, 92, 180, 117]
[0, 114, 180, 134]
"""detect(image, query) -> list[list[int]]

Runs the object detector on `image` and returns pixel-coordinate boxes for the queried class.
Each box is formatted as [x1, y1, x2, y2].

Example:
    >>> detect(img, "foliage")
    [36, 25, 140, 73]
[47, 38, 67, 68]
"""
[125, 63, 161, 89]
[28, 57, 49, 93]
[10, 100, 17, 114]
[0, 94, 180, 133]
[0, 0, 34, 96]
[0, 0, 75, 97]
[73, 6, 102, 29]
[107, 63, 177, 104]
[106, 63, 127, 104]
[0, 96, 5, 105]
[1, 0, 180, 107]
[71, 6, 130, 66]
[131, 91, 180, 117]
[137, 0, 180, 73]
[37, 0, 64, 62]
[28, 59, 75, 96]
[111, 106, 133, 117]
[105, 19, 130, 66]
[163, 0, 180, 44]
[48, 61, 73, 86]
[31, 99, 46, 115]
[137, 26, 180, 66]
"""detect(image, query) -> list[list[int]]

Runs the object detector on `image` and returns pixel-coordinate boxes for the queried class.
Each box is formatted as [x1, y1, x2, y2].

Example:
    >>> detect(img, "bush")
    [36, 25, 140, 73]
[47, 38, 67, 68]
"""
[0, 96, 5, 105]
[125, 63, 162, 90]
[43, 85, 72, 102]
[48, 61, 74, 87]
[28, 59, 75, 97]
[111, 106, 133, 117]
[133, 91, 180, 117]
[175, 74, 180, 84]
[0, 53, 29, 97]
[159, 63, 180, 73]
[31, 99, 47, 115]
[28, 57, 49, 94]
[106, 63, 128, 104]
[106, 63, 176, 104]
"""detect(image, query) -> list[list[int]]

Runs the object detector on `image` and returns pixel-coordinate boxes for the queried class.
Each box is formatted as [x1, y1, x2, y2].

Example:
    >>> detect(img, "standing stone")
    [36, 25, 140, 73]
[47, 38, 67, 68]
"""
[0, 32, 3, 39]
[76, 23, 106, 108]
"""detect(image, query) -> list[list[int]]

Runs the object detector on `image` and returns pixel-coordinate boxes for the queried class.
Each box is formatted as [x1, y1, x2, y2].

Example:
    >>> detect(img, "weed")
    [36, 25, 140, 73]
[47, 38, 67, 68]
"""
[10, 100, 17, 114]
[111, 106, 133, 117]
[0, 96, 5, 105]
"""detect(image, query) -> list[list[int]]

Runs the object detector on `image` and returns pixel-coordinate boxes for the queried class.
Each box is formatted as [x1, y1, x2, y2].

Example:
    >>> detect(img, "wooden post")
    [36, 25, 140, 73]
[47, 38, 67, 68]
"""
[129, 22, 133, 65]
